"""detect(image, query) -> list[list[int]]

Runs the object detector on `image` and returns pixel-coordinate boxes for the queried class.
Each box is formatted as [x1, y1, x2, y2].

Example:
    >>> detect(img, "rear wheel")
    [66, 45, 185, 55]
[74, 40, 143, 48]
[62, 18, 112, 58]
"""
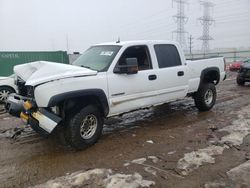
[194, 83, 216, 111]
[65, 105, 103, 150]
[236, 76, 245, 86]
[0, 86, 15, 104]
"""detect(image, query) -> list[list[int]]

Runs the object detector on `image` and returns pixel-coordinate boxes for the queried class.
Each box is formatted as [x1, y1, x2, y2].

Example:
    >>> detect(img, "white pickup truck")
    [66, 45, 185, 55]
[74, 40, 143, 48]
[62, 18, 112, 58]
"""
[6, 40, 226, 150]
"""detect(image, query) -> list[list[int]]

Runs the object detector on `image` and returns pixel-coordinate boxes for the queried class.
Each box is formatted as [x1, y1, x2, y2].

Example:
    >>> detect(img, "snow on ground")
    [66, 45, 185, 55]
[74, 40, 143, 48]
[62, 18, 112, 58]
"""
[131, 158, 147, 165]
[177, 145, 226, 175]
[31, 168, 155, 188]
[227, 160, 250, 186]
[204, 161, 250, 187]
[177, 105, 250, 175]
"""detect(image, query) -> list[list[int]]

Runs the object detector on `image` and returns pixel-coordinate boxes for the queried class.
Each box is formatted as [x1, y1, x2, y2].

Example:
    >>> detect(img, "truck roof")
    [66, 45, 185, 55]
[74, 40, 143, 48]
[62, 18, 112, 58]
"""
[94, 40, 180, 47]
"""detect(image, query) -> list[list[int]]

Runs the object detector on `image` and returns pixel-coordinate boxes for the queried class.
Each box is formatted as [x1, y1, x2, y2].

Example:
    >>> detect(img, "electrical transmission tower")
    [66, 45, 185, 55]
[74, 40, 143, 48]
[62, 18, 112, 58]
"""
[172, 0, 189, 51]
[198, 0, 215, 54]
[188, 35, 194, 56]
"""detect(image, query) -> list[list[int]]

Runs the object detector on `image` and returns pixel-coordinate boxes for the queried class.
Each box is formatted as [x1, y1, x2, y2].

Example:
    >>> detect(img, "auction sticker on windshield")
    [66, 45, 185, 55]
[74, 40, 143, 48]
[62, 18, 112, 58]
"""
[100, 51, 114, 56]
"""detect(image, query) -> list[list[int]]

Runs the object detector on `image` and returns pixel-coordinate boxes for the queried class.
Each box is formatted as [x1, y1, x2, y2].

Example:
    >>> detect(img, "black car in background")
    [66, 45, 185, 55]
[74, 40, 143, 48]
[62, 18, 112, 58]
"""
[237, 63, 250, 85]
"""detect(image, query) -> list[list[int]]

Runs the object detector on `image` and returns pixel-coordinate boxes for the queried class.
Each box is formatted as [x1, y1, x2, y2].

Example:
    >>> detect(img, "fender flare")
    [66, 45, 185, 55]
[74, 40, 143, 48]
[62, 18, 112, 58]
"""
[47, 89, 109, 116]
[200, 67, 220, 86]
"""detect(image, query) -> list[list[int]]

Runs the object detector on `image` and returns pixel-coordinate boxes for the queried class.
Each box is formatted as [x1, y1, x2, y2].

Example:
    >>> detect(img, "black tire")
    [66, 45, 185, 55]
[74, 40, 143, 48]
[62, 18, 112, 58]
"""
[236, 76, 245, 86]
[194, 83, 216, 111]
[0, 86, 15, 104]
[65, 105, 103, 150]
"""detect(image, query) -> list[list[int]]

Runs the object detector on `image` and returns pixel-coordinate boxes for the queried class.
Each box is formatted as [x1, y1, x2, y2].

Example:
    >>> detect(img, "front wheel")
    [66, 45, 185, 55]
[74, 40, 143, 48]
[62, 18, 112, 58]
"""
[0, 86, 15, 104]
[65, 105, 103, 150]
[194, 83, 217, 111]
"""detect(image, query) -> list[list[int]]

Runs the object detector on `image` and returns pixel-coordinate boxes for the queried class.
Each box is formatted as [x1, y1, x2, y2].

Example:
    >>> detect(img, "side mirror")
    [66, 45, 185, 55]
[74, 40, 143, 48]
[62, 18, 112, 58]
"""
[114, 58, 139, 74]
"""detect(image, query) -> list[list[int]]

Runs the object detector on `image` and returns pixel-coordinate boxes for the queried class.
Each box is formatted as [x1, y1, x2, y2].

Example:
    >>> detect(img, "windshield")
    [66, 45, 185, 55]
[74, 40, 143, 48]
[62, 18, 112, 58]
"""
[73, 45, 121, 71]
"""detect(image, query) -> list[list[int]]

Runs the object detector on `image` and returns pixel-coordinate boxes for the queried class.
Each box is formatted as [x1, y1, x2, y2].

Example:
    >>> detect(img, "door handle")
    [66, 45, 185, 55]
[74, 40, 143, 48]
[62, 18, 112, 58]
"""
[178, 71, 184, 77]
[148, 74, 157, 80]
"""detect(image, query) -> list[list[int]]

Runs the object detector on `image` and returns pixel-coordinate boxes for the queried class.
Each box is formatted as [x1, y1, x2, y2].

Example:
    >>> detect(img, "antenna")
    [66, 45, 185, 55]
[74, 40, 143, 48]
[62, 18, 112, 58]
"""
[116, 37, 120, 43]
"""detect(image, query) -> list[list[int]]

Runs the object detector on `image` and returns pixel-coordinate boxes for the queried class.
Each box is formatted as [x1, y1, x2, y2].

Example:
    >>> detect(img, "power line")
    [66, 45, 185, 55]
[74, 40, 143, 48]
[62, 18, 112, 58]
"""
[172, 0, 189, 51]
[198, 0, 215, 54]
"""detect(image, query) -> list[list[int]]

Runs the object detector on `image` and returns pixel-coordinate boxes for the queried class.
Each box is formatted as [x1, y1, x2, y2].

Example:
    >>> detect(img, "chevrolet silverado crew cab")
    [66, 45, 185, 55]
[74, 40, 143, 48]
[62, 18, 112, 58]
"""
[6, 40, 226, 150]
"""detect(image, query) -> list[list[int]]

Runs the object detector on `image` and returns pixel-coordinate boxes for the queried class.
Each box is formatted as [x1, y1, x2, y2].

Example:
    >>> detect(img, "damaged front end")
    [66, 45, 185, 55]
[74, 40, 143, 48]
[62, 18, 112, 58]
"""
[6, 93, 62, 137]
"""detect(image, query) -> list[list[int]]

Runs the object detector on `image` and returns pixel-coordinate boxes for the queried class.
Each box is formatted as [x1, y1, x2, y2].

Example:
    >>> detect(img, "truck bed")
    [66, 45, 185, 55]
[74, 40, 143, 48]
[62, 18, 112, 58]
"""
[186, 57, 226, 93]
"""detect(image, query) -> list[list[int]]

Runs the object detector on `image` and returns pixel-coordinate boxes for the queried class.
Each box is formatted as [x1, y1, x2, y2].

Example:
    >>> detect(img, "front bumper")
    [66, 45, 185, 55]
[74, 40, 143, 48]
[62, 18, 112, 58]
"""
[238, 72, 250, 82]
[6, 94, 62, 137]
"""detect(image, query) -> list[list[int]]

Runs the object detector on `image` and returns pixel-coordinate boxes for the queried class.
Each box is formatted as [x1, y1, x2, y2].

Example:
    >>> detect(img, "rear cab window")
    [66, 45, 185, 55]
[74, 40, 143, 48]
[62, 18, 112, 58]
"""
[154, 44, 182, 68]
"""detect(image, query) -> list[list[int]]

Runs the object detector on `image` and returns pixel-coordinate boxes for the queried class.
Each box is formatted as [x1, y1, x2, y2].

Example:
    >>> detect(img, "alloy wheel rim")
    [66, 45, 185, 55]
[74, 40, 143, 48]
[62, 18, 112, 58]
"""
[204, 89, 213, 105]
[0, 90, 10, 102]
[80, 114, 98, 139]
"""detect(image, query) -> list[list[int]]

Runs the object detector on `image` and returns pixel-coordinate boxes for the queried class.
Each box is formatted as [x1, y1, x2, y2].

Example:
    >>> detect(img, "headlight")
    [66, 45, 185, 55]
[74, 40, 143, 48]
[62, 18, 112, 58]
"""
[14, 74, 18, 85]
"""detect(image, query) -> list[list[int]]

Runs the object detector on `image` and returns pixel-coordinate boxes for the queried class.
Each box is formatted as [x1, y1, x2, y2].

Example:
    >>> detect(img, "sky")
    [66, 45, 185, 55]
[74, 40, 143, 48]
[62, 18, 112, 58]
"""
[0, 0, 249, 53]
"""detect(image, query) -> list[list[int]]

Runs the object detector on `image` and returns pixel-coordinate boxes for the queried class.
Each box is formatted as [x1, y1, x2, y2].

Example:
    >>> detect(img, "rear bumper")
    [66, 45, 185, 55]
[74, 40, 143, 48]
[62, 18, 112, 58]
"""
[6, 94, 62, 136]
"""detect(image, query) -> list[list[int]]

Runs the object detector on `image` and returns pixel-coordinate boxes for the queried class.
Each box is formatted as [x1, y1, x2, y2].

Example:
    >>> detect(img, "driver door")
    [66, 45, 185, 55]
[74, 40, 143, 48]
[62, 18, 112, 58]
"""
[107, 45, 157, 116]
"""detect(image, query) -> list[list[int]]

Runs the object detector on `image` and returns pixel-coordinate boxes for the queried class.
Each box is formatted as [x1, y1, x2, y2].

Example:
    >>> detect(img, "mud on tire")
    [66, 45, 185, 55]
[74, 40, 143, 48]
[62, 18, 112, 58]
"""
[194, 83, 216, 111]
[65, 105, 103, 150]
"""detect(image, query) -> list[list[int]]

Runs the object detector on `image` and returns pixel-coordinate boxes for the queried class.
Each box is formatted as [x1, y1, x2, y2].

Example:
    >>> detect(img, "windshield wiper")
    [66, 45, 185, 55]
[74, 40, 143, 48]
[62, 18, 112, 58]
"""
[80, 65, 97, 71]
[80, 65, 91, 69]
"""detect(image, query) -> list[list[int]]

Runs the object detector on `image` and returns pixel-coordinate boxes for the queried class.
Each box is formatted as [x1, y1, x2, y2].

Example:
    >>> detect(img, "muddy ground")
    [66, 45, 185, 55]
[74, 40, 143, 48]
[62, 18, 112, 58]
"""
[0, 72, 250, 188]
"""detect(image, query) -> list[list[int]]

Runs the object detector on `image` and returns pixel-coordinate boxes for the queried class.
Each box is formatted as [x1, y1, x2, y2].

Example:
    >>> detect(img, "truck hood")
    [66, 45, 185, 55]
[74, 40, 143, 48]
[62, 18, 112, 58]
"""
[0, 76, 9, 80]
[14, 61, 97, 86]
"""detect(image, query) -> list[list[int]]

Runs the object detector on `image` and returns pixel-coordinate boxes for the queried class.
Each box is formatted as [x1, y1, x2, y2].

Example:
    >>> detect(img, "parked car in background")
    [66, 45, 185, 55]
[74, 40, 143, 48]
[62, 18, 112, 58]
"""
[237, 62, 250, 86]
[229, 61, 243, 71]
[0, 75, 17, 103]
[243, 58, 250, 64]
[229, 58, 250, 72]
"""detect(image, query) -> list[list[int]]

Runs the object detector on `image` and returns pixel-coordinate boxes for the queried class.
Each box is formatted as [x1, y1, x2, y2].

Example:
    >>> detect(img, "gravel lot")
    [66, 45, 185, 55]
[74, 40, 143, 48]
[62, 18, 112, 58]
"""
[0, 72, 250, 188]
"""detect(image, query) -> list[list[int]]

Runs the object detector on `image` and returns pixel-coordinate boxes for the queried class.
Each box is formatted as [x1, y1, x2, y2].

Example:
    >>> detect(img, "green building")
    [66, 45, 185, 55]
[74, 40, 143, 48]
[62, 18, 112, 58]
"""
[0, 51, 69, 76]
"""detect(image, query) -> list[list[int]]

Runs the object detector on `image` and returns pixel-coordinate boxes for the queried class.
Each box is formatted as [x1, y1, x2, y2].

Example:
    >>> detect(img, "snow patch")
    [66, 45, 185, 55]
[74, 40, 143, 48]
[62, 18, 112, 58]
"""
[219, 118, 250, 146]
[177, 145, 225, 175]
[144, 167, 157, 176]
[227, 161, 250, 186]
[177, 104, 250, 175]
[204, 161, 250, 187]
[131, 158, 147, 164]
[31, 168, 154, 188]
[167, 151, 176, 155]
[146, 140, 154, 144]
[148, 156, 159, 163]
[105, 173, 155, 188]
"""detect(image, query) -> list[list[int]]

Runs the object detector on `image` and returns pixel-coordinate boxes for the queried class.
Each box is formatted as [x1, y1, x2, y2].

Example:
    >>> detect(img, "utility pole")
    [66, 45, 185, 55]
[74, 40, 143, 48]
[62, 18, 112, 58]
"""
[188, 35, 194, 58]
[172, 0, 189, 52]
[198, 0, 215, 54]
[66, 34, 70, 53]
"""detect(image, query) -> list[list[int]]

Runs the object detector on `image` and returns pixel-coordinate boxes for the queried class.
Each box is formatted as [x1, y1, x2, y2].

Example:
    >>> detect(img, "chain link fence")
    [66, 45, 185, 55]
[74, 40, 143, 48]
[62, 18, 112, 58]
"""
[186, 50, 250, 64]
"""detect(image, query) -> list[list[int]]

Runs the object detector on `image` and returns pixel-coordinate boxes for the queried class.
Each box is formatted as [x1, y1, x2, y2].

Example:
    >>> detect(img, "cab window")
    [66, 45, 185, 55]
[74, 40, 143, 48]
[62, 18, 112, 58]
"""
[154, 44, 182, 68]
[117, 46, 152, 71]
